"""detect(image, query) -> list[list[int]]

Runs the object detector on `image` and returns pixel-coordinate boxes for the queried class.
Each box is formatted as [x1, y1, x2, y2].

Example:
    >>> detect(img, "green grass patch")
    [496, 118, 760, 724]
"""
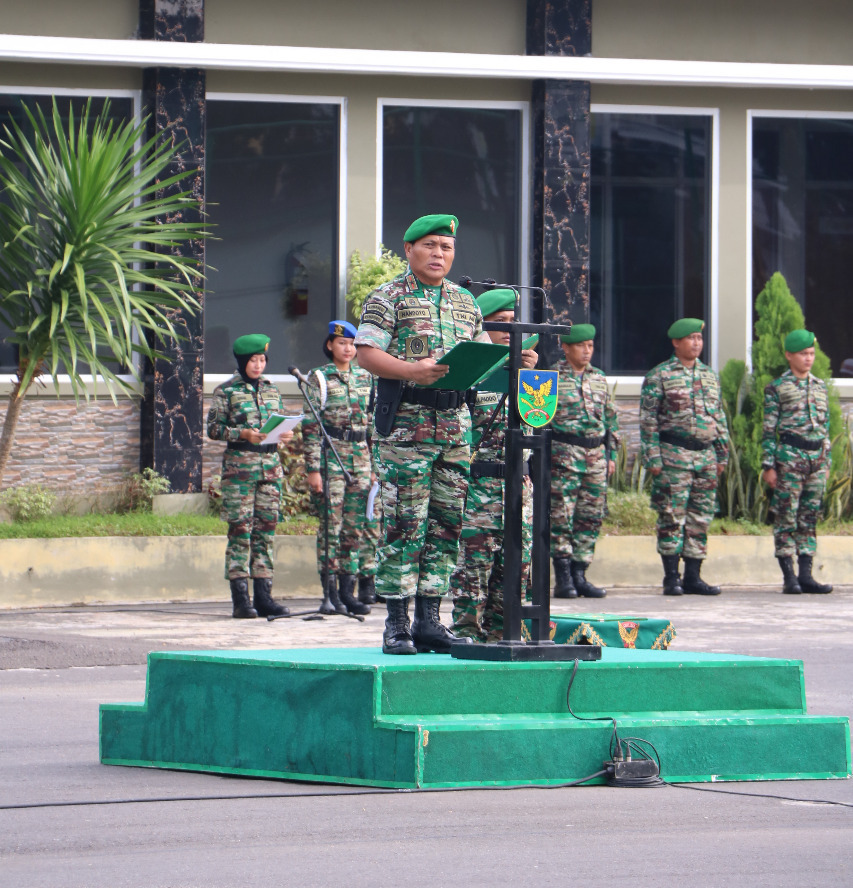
[0, 512, 318, 539]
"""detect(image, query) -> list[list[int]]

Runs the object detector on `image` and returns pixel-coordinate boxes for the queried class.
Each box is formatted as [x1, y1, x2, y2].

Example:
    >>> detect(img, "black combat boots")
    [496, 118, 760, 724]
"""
[681, 558, 721, 595]
[230, 578, 258, 618]
[357, 575, 377, 605]
[797, 554, 833, 594]
[337, 573, 371, 615]
[552, 556, 577, 598]
[382, 598, 416, 655]
[252, 578, 290, 617]
[660, 554, 683, 596]
[570, 561, 607, 598]
[319, 572, 347, 615]
[411, 595, 470, 654]
[778, 556, 802, 594]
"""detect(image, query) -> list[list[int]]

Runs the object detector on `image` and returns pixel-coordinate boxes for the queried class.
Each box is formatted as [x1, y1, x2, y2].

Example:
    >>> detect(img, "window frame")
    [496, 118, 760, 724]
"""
[590, 103, 720, 383]
[204, 91, 347, 388]
[747, 108, 853, 391]
[0, 85, 141, 394]
[376, 97, 531, 318]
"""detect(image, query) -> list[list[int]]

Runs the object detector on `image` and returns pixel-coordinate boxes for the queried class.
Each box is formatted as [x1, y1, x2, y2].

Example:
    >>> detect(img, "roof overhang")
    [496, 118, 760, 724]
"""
[1, 34, 852, 89]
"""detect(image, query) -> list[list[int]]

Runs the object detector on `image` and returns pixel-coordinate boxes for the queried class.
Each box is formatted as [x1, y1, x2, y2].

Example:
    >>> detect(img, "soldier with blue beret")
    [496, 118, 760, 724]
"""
[207, 333, 293, 619]
[762, 329, 833, 594]
[303, 319, 378, 616]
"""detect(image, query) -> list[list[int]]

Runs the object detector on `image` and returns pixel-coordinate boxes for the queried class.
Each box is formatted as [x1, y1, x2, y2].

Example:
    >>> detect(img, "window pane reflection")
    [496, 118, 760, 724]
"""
[752, 117, 853, 376]
[590, 113, 711, 375]
[382, 105, 521, 287]
[205, 100, 339, 375]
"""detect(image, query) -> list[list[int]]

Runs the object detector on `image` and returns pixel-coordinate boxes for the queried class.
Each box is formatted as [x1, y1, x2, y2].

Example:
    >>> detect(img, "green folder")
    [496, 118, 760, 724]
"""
[419, 341, 511, 391]
[476, 334, 540, 394]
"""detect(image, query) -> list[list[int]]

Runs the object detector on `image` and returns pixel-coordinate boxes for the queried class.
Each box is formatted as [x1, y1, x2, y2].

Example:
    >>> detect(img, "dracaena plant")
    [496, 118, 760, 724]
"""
[0, 98, 208, 486]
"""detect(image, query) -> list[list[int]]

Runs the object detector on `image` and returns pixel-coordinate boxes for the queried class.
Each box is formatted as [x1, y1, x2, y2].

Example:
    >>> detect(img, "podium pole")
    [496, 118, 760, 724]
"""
[451, 318, 601, 662]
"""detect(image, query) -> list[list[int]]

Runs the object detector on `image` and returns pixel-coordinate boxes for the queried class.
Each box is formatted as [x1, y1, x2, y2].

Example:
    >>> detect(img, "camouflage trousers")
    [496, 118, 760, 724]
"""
[221, 478, 282, 580]
[373, 439, 470, 600]
[771, 445, 829, 558]
[651, 459, 717, 559]
[310, 463, 380, 577]
[450, 476, 533, 642]
[550, 443, 608, 563]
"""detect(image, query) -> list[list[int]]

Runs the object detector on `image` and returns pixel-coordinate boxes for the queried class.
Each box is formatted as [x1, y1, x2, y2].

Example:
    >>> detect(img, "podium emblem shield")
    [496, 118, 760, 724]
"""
[517, 369, 558, 428]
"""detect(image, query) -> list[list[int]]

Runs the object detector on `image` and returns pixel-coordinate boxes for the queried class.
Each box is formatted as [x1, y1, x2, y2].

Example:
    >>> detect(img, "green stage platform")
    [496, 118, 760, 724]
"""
[100, 648, 851, 789]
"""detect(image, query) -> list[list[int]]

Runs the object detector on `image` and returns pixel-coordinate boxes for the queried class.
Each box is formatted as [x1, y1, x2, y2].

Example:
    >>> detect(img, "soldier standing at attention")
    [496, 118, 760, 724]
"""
[355, 214, 483, 655]
[762, 329, 833, 595]
[550, 324, 619, 599]
[449, 288, 539, 642]
[640, 318, 728, 596]
[207, 334, 293, 619]
[303, 320, 375, 617]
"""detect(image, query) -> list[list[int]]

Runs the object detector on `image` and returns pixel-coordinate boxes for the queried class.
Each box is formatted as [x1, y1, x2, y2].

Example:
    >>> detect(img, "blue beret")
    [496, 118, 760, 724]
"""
[328, 320, 357, 339]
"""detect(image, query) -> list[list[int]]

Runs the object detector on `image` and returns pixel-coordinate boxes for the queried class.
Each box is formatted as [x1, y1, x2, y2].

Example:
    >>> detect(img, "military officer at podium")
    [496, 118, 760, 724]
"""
[640, 318, 728, 596]
[550, 324, 619, 600]
[355, 214, 484, 655]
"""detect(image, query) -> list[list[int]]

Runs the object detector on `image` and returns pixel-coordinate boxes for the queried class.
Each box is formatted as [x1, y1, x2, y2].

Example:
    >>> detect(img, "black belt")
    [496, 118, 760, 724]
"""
[470, 460, 531, 480]
[552, 432, 604, 449]
[780, 432, 823, 452]
[659, 430, 713, 452]
[326, 426, 368, 443]
[226, 441, 278, 454]
[400, 387, 468, 410]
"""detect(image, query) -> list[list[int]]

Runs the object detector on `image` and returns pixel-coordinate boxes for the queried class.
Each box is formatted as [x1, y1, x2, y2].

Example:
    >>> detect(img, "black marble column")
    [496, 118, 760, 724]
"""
[527, 1, 592, 344]
[138, 1, 206, 493]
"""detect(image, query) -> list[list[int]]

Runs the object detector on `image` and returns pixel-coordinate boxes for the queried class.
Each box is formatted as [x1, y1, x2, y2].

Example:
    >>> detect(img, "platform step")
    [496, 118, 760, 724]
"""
[100, 647, 851, 789]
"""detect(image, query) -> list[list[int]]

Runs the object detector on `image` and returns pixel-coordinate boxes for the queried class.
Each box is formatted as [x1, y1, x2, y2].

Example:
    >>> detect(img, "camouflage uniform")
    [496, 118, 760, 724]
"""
[640, 356, 728, 558]
[449, 392, 534, 642]
[355, 270, 483, 600]
[762, 370, 830, 557]
[550, 362, 619, 563]
[207, 374, 284, 580]
[303, 362, 379, 576]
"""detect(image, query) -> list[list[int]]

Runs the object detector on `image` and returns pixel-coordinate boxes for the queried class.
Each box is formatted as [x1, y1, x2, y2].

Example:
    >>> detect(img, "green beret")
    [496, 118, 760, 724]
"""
[233, 334, 270, 357]
[403, 214, 458, 243]
[784, 329, 815, 353]
[476, 288, 516, 318]
[668, 318, 705, 339]
[560, 323, 596, 345]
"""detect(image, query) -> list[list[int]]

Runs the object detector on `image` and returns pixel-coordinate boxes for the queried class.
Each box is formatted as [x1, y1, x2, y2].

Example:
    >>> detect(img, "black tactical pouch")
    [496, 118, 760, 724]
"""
[374, 378, 404, 437]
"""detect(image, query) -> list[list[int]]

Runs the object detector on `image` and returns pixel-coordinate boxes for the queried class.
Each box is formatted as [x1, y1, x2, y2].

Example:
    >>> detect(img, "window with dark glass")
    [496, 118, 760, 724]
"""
[382, 105, 522, 287]
[0, 94, 134, 375]
[204, 100, 340, 375]
[590, 113, 712, 375]
[753, 117, 853, 376]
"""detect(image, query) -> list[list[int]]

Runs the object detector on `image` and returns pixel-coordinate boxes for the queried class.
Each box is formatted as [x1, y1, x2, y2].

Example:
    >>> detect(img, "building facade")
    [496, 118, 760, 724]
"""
[1, 0, 852, 494]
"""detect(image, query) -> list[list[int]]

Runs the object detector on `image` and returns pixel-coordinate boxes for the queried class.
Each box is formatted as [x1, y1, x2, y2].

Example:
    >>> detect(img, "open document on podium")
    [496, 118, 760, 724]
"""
[418, 341, 511, 391]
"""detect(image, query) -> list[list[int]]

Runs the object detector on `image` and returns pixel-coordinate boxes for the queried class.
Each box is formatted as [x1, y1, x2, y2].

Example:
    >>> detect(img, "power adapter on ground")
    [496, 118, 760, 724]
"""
[603, 758, 662, 787]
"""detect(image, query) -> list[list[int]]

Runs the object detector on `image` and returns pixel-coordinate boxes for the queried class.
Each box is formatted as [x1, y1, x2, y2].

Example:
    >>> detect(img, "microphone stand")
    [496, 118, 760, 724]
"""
[267, 374, 364, 622]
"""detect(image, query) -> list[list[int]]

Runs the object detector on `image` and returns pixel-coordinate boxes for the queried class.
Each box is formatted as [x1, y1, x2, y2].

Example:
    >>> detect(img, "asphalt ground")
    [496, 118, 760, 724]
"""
[1, 585, 852, 887]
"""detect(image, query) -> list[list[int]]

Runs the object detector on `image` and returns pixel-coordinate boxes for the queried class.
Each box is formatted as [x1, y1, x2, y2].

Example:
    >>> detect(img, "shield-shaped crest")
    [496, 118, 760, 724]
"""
[517, 369, 558, 428]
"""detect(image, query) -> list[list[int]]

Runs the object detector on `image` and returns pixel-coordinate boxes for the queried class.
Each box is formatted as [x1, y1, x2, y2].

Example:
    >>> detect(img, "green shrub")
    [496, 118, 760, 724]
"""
[345, 246, 407, 319]
[602, 491, 657, 535]
[115, 468, 171, 513]
[0, 483, 56, 522]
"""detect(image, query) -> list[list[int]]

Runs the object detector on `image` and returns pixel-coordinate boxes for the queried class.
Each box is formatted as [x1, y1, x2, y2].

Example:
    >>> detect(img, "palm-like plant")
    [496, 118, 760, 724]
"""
[0, 98, 207, 486]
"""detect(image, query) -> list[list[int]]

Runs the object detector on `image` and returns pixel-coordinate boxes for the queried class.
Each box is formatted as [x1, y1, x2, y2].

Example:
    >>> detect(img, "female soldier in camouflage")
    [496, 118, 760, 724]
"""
[207, 334, 292, 619]
[303, 321, 376, 616]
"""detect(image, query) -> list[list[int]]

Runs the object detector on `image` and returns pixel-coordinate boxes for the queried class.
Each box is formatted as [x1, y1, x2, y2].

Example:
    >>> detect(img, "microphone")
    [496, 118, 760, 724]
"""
[458, 276, 497, 289]
[288, 366, 310, 385]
